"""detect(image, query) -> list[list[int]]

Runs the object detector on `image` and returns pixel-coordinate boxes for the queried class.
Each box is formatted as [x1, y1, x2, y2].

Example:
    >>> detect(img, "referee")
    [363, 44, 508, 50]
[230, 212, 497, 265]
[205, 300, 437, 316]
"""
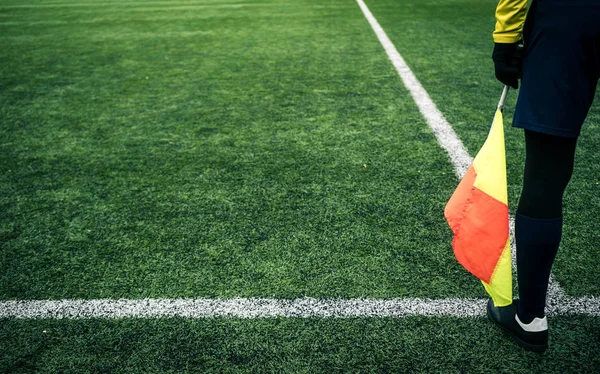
[486, 0, 600, 352]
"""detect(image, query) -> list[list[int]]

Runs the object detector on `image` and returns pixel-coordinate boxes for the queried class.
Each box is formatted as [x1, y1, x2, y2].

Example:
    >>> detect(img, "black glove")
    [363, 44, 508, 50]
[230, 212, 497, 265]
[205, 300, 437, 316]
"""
[492, 41, 525, 89]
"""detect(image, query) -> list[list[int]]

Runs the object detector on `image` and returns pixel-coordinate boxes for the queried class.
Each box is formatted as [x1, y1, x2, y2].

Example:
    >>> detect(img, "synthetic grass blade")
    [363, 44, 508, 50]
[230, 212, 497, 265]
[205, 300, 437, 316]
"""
[445, 86, 512, 307]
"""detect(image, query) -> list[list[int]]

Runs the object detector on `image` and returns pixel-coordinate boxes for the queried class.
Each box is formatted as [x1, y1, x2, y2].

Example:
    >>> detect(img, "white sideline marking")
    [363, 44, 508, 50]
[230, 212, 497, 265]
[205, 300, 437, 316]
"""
[356, 0, 569, 303]
[0, 298, 486, 319]
[355, 0, 472, 180]
[550, 296, 600, 316]
[1, 297, 598, 319]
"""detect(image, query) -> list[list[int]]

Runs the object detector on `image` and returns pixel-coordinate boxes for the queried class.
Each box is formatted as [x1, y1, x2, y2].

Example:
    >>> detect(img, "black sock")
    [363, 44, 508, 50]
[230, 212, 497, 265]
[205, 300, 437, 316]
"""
[515, 213, 562, 323]
[514, 130, 576, 324]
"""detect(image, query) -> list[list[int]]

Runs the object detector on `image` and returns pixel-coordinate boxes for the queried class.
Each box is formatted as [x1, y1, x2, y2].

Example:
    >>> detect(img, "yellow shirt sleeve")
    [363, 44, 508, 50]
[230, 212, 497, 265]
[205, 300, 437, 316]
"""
[493, 0, 528, 43]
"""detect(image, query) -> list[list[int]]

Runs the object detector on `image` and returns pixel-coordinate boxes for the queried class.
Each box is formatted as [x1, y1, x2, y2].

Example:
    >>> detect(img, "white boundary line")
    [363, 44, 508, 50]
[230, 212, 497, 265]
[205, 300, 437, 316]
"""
[1, 297, 598, 319]
[0, 0, 597, 321]
[355, 0, 473, 180]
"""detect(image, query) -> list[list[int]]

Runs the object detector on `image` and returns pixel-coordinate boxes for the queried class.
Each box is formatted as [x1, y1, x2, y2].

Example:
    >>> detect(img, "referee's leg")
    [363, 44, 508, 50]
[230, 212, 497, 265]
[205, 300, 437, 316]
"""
[515, 131, 576, 324]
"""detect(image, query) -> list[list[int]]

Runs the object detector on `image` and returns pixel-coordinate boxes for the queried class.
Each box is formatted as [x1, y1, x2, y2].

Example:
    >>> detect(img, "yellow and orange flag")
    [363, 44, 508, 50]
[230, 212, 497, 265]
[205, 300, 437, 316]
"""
[444, 86, 512, 307]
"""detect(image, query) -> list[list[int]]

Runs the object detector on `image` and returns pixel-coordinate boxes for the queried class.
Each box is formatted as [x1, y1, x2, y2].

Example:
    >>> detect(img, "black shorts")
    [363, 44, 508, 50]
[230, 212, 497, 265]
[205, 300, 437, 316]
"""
[513, 0, 600, 138]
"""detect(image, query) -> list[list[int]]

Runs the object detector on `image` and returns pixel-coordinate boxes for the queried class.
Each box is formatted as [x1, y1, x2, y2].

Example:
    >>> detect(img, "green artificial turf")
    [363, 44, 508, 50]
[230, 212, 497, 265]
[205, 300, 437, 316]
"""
[1, 316, 599, 373]
[0, 0, 483, 300]
[1, 0, 599, 372]
[367, 0, 600, 296]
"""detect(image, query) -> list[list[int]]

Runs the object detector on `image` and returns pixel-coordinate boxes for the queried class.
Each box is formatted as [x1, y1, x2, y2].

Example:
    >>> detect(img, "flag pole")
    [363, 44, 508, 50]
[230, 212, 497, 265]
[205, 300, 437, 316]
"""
[497, 85, 509, 112]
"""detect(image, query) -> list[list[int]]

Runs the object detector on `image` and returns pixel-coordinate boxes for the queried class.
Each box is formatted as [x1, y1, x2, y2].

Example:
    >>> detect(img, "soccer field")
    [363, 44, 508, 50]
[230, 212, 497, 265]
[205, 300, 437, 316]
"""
[1, 0, 599, 372]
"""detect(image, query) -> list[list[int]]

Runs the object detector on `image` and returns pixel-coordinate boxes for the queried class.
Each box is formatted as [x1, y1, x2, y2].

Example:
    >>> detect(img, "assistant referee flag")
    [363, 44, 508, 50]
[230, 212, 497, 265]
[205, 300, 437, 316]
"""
[444, 87, 512, 307]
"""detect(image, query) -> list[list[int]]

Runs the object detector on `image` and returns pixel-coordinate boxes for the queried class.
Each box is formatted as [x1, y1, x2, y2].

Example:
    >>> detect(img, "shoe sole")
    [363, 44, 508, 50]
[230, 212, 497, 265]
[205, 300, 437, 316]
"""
[487, 307, 548, 352]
